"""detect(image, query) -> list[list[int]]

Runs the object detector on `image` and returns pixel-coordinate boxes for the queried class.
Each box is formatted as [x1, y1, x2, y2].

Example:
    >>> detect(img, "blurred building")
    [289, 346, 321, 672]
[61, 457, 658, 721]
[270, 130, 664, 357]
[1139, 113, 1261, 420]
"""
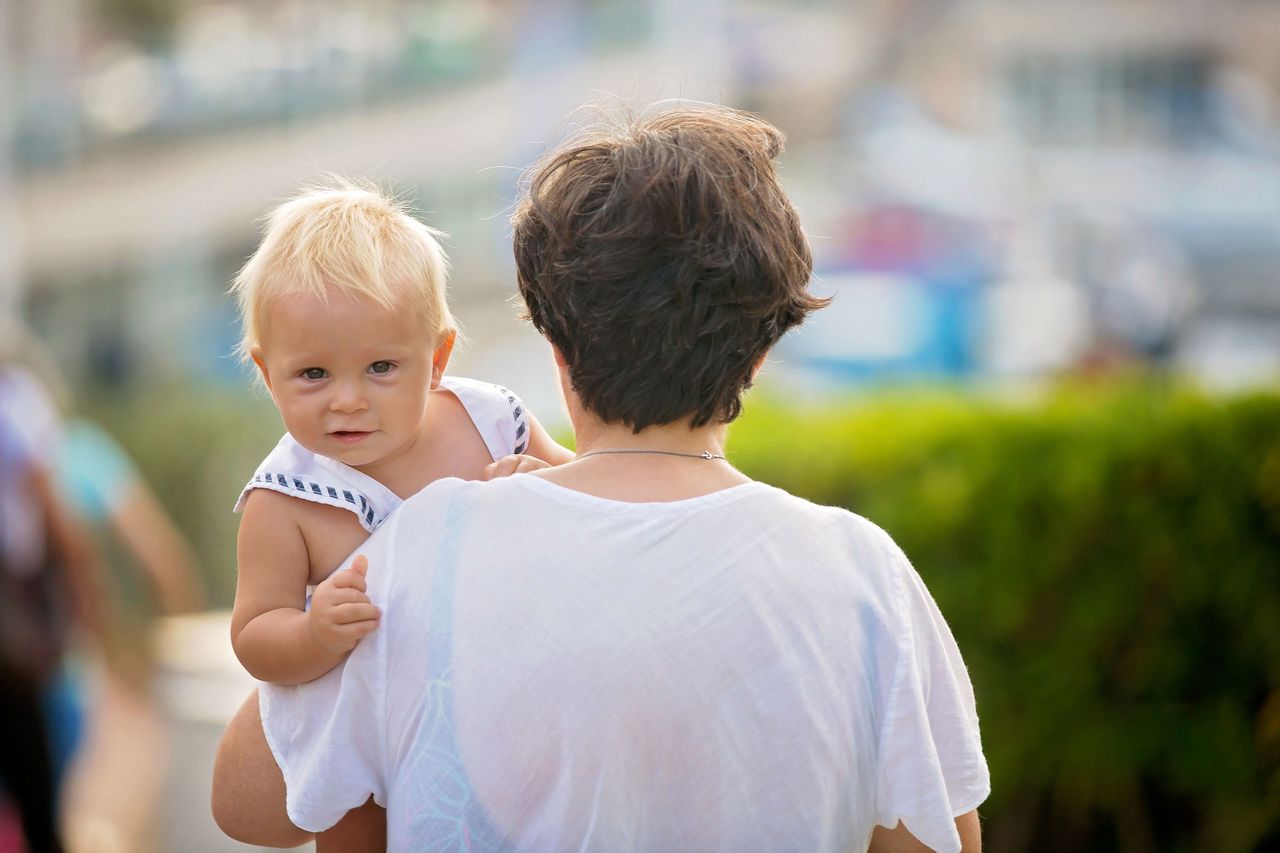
[6, 0, 656, 392]
[4, 0, 1280, 395]
[779, 0, 1280, 389]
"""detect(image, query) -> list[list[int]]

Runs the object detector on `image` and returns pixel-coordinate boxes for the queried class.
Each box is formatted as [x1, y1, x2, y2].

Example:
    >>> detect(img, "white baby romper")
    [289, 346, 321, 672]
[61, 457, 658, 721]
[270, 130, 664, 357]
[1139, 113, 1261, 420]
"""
[233, 376, 529, 541]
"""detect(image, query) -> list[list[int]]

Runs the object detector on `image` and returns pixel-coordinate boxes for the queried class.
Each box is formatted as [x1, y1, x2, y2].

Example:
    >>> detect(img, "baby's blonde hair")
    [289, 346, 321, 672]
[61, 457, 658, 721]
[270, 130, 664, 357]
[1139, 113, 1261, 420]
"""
[231, 181, 454, 360]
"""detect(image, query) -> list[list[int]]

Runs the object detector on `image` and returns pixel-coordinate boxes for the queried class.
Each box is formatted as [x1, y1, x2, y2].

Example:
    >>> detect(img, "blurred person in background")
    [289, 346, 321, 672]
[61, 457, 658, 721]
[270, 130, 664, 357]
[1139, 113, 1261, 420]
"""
[0, 346, 103, 853]
[0, 317, 205, 852]
[212, 105, 988, 853]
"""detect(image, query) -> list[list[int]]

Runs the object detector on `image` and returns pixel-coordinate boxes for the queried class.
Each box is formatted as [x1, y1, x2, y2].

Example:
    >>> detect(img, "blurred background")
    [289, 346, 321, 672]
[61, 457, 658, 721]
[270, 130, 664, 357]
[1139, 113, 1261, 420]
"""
[1, 0, 1278, 850]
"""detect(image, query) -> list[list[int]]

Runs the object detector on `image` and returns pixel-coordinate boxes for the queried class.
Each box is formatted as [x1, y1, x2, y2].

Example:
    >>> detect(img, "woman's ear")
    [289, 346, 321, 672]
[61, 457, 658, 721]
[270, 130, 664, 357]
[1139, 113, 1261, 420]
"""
[547, 342, 585, 427]
[550, 344, 576, 395]
[751, 352, 768, 381]
[430, 331, 457, 389]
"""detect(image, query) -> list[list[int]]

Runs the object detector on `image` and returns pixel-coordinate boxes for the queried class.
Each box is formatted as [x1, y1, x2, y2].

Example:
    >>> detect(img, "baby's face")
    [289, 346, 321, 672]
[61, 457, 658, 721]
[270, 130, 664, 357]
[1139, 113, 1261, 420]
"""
[253, 290, 440, 473]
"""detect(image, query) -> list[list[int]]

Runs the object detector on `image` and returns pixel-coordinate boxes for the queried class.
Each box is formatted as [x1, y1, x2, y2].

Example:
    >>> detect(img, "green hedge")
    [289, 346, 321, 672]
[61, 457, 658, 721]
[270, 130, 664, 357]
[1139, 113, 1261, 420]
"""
[731, 382, 1280, 853]
[90, 380, 1280, 850]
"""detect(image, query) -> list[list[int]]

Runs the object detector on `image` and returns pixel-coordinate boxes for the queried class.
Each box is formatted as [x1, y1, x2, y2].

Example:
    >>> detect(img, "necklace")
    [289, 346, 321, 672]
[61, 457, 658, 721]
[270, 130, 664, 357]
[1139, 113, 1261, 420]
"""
[576, 448, 727, 461]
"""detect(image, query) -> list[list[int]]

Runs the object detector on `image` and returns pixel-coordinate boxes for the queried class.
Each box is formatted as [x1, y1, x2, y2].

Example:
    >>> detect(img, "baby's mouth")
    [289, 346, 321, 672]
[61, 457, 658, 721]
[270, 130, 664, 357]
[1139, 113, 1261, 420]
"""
[330, 430, 373, 444]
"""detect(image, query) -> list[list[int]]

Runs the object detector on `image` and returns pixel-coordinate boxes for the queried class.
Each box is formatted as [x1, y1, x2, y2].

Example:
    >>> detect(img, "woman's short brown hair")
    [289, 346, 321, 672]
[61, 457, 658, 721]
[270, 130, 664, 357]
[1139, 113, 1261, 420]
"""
[512, 104, 827, 431]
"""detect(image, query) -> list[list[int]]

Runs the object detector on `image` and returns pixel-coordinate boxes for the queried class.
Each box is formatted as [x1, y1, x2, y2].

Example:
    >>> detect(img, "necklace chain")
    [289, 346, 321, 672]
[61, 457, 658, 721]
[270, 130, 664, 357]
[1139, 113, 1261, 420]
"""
[576, 448, 727, 461]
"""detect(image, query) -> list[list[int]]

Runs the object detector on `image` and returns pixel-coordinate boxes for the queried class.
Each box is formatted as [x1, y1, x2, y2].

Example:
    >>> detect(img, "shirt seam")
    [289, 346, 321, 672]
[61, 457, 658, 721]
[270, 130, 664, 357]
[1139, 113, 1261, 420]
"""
[512, 474, 771, 511]
[375, 511, 400, 801]
[874, 539, 915, 823]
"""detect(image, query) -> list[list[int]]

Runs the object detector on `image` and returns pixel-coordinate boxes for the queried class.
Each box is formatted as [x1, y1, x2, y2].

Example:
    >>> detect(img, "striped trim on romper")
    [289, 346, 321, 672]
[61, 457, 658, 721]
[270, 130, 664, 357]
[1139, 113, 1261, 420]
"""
[249, 471, 381, 530]
[496, 385, 528, 455]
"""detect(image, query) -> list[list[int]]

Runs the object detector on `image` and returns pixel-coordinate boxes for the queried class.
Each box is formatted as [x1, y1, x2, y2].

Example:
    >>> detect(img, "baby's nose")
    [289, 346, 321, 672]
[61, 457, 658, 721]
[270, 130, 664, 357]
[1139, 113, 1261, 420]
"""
[328, 382, 369, 413]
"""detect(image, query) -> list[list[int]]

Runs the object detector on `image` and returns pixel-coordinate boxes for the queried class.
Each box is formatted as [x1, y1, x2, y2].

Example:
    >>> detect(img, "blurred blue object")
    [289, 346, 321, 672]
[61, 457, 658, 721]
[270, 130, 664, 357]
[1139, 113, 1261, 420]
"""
[40, 664, 85, 800]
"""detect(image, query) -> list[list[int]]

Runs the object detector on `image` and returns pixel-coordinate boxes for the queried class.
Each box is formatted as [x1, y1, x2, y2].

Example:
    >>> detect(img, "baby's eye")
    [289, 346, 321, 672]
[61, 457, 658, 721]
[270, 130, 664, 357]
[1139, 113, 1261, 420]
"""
[368, 361, 395, 375]
[300, 367, 327, 381]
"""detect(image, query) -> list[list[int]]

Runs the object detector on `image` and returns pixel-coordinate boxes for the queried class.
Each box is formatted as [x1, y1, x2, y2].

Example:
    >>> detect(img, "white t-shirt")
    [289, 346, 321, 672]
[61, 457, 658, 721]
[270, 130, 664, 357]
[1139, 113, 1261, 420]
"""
[261, 475, 989, 853]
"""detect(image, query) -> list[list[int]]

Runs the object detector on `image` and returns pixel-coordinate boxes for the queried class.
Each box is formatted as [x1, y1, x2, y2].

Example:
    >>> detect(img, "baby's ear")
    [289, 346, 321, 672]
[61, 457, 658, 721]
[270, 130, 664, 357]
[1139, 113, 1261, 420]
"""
[250, 348, 275, 397]
[430, 331, 456, 389]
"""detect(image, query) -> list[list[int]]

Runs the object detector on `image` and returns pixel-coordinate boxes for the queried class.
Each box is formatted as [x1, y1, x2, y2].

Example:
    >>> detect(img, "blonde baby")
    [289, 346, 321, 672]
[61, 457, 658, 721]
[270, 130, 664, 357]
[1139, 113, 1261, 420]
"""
[229, 184, 570, 687]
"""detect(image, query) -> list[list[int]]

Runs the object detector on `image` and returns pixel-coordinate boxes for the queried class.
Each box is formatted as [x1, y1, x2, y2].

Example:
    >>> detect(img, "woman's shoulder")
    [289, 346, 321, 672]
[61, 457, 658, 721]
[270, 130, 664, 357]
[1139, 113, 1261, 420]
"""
[734, 484, 913, 596]
[748, 483, 900, 545]
[395, 475, 482, 515]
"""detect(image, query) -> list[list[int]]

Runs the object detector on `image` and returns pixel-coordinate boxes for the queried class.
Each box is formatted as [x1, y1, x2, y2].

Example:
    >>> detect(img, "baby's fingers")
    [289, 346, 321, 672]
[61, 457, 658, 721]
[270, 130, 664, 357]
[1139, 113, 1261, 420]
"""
[514, 456, 551, 474]
[485, 454, 551, 480]
[315, 587, 371, 608]
[340, 619, 380, 645]
[329, 561, 369, 593]
[483, 457, 518, 481]
[330, 603, 381, 625]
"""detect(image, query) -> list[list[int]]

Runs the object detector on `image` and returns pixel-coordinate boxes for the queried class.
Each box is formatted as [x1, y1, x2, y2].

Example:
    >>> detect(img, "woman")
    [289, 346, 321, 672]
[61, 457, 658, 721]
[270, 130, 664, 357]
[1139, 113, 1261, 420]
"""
[213, 104, 988, 852]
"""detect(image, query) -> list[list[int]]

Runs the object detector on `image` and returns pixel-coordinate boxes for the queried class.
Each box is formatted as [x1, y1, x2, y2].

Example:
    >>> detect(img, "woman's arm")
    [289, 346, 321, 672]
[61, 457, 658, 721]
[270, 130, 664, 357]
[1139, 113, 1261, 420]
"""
[314, 798, 386, 853]
[523, 411, 575, 465]
[869, 811, 982, 853]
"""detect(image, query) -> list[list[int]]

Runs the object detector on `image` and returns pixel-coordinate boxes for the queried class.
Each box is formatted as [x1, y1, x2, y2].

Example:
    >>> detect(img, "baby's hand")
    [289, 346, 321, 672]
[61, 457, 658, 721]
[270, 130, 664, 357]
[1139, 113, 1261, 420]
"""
[483, 454, 552, 480]
[308, 555, 380, 656]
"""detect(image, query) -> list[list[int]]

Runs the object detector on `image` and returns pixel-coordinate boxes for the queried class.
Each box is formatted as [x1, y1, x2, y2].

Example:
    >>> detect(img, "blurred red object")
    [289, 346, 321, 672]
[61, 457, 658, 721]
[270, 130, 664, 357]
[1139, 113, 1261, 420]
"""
[0, 796, 28, 853]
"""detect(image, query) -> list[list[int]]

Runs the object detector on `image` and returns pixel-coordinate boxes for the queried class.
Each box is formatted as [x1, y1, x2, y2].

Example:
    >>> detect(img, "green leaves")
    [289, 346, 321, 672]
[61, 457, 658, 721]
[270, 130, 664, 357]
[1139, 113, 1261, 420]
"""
[731, 383, 1280, 852]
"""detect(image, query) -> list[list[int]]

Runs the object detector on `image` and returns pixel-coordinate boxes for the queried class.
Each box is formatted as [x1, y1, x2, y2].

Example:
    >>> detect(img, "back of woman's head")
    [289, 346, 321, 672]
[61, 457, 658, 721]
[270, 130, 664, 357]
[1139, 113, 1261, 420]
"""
[512, 104, 826, 431]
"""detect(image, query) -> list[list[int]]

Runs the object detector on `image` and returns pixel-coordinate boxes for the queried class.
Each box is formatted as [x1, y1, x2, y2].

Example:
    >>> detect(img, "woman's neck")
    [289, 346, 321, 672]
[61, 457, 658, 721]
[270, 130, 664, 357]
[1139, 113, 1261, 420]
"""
[572, 419, 728, 459]
[527, 416, 750, 504]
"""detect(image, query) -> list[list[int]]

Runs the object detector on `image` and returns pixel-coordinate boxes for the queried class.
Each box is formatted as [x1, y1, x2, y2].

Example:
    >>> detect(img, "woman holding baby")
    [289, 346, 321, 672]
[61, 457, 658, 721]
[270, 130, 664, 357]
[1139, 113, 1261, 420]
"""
[213, 104, 988, 853]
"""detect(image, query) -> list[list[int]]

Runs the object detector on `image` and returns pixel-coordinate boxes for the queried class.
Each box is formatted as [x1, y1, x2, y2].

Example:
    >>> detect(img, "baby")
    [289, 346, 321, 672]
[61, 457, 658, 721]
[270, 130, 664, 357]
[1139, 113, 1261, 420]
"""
[229, 184, 571, 687]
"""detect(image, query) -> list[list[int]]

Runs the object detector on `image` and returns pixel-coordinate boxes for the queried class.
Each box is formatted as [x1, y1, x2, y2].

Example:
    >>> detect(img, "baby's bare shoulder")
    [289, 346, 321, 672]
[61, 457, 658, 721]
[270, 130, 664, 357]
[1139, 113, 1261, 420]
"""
[241, 487, 368, 581]
[238, 486, 306, 526]
[429, 387, 498, 469]
[430, 383, 472, 419]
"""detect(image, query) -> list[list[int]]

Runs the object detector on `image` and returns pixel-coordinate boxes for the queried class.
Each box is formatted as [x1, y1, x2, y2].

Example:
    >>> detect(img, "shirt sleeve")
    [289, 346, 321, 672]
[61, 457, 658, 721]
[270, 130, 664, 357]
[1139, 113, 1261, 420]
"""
[258, 514, 400, 831]
[0, 369, 62, 467]
[55, 420, 137, 524]
[875, 544, 990, 853]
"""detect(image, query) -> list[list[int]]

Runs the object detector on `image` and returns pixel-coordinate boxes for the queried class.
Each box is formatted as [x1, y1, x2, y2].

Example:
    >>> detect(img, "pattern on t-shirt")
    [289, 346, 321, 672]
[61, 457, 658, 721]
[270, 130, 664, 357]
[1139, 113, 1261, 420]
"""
[396, 498, 512, 851]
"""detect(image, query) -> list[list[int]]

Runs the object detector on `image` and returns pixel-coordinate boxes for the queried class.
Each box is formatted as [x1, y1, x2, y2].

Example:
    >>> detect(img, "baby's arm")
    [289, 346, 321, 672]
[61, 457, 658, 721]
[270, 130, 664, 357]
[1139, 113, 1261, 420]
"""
[231, 489, 380, 684]
[524, 411, 576, 465]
